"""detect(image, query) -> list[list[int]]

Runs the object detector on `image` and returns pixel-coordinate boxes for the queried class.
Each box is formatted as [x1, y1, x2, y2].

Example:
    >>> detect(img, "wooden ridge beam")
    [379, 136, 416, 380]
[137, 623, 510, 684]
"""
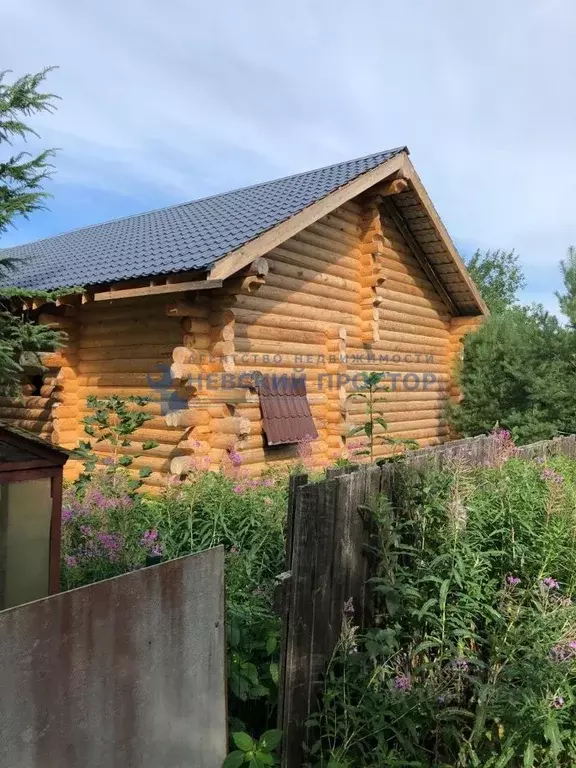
[379, 198, 459, 316]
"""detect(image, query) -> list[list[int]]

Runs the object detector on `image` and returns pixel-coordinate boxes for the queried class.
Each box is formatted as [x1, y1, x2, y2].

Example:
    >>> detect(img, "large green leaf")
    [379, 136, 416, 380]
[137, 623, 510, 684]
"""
[222, 751, 245, 768]
[258, 729, 283, 751]
[232, 732, 255, 752]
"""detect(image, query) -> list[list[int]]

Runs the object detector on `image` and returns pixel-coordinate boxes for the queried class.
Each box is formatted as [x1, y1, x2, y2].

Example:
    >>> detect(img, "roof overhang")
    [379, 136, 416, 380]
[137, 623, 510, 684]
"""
[209, 151, 487, 316]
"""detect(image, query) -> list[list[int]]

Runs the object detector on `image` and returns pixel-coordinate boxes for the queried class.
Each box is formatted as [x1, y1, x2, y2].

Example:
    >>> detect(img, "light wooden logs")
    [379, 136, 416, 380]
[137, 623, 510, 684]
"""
[294, 227, 357, 259]
[307, 220, 361, 249]
[229, 308, 361, 340]
[81, 320, 181, 340]
[166, 300, 210, 318]
[232, 443, 330, 466]
[269, 259, 360, 293]
[180, 318, 212, 335]
[271, 245, 358, 283]
[211, 417, 251, 435]
[78, 344, 175, 362]
[276, 236, 357, 272]
[219, 275, 266, 295]
[264, 272, 358, 305]
[322, 210, 362, 236]
[0, 406, 52, 420]
[169, 456, 195, 475]
[164, 409, 211, 428]
[254, 284, 358, 317]
[229, 293, 360, 327]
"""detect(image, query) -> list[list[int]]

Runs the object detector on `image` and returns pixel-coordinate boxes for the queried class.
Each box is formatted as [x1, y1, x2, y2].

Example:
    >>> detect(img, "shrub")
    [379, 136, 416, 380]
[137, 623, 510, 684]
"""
[308, 449, 576, 766]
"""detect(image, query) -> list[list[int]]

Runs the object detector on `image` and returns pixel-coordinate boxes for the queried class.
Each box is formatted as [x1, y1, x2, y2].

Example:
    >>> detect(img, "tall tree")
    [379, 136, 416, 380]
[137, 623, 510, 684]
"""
[0, 68, 63, 397]
[556, 245, 576, 326]
[466, 248, 526, 314]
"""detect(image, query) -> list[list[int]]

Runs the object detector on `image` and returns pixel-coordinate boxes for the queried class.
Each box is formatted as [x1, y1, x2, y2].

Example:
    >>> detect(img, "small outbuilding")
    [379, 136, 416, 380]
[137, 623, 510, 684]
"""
[0, 423, 68, 609]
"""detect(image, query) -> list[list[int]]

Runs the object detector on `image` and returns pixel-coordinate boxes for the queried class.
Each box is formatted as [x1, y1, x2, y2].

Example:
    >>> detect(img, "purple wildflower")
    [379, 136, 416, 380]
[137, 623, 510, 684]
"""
[80, 525, 92, 536]
[552, 696, 565, 709]
[62, 508, 73, 523]
[394, 674, 412, 691]
[97, 532, 123, 552]
[232, 484, 245, 494]
[541, 468, 564, 484]
[343, 597, 355, 617]
[151, 544, 163, 557]
[297, 435, 313, 460]
[550, 645, 571, 662]
[506, 575, 521, 587]
[141, 530, 159, 548]
[64, 555, 78, 568]
[451, 658, 469, 673]
[263, 478, 274, 488]
[541, 577, 560, 590]
[227, 449, 243, 467]
[493, 428, 511, 441]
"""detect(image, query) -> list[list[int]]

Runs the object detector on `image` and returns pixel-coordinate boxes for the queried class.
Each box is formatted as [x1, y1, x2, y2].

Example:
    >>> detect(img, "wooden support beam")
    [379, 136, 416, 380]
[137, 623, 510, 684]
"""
[94, 279, 223, 302]
[379, 198, 458, 316]
[379, 178, 409, 196]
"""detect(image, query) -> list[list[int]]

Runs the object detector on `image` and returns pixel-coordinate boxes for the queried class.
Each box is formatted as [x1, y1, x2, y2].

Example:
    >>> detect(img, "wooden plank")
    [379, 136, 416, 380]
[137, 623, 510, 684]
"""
[93, 279, 223, 302]
[309, 477, 338, 693]
[280, 481, 317, 768]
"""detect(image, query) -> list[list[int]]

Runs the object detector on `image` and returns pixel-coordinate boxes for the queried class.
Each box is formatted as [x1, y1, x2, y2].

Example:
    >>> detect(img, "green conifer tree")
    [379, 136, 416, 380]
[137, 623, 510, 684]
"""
[0, 68, 63, 397]
[556, 246, 576, 326]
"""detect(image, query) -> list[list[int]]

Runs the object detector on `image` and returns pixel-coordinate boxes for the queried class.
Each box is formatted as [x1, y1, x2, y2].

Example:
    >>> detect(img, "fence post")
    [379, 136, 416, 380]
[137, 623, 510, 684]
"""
[279, 468, 381, 767]
[279, 480, 319, 767]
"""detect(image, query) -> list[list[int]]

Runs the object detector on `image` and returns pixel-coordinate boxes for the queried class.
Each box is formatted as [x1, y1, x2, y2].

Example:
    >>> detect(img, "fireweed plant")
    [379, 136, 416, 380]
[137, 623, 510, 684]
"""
[307, 433, 576, 767]
[347, 372, 418, 463]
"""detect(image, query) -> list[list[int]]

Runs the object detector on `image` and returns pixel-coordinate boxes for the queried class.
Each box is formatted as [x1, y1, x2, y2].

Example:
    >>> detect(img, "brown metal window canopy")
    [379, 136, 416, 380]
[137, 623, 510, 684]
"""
[258, 376, 318, 446]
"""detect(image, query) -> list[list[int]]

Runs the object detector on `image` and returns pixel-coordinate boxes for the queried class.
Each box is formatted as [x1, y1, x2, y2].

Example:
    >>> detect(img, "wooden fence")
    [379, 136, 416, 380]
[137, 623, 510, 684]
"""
[278, 433, 576, 767]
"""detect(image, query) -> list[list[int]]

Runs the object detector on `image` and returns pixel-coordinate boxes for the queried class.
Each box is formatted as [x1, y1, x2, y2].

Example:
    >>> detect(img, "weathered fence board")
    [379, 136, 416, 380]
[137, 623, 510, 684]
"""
[279, 467, 381, 767]
[279, 433, 576, 766]
[0, 546, 227, 768]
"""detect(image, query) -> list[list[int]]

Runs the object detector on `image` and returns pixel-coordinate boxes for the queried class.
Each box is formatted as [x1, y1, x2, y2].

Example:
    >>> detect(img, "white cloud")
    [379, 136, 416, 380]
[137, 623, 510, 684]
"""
[3, 0, 576, 289]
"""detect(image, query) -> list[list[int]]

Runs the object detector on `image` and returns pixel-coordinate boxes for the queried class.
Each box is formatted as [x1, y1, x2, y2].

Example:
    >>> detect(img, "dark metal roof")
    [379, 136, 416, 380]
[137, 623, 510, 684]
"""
[0, 148, 406, 291]
[0, 422, 69, 469]
[258, 376, 318, 446]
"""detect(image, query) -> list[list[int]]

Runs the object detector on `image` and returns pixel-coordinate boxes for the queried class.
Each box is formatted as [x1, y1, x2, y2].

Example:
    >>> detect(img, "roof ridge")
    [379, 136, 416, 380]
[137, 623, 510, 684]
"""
[0, 146, 407, 253]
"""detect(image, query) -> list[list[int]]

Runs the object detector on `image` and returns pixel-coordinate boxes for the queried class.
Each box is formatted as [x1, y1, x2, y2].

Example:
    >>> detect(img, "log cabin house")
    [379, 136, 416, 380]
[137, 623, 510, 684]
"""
[0, 147, 486, 488]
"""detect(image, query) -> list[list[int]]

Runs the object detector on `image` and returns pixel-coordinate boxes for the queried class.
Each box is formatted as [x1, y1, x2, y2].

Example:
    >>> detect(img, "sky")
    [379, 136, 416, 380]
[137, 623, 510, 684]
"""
[2, 0, 576, 314]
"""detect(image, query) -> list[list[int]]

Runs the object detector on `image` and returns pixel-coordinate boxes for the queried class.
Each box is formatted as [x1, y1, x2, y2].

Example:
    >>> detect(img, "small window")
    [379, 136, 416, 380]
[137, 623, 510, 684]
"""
[258, 376, 318, 446]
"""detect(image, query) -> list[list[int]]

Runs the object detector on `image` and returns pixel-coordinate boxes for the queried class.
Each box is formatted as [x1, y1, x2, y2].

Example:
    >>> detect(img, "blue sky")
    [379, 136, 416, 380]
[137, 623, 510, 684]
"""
[3, 0, 576, 313]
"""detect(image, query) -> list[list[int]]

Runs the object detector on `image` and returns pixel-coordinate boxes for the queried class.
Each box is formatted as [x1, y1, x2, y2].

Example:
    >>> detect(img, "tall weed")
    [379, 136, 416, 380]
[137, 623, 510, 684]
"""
[308, 453, 576, 767]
